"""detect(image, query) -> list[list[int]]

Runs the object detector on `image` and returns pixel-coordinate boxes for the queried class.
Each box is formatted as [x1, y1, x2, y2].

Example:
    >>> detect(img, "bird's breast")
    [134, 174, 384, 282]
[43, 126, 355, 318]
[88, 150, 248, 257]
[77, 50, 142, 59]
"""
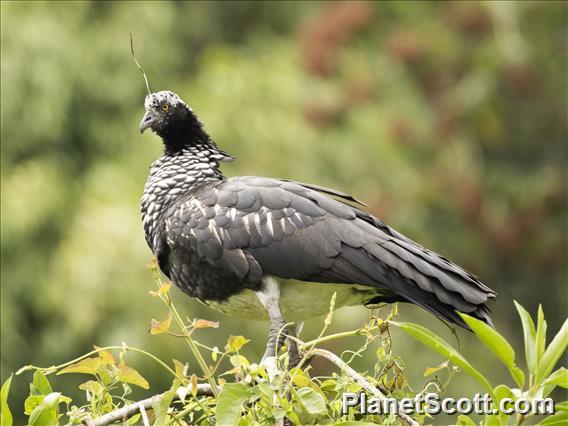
[201, 280, 377, 321]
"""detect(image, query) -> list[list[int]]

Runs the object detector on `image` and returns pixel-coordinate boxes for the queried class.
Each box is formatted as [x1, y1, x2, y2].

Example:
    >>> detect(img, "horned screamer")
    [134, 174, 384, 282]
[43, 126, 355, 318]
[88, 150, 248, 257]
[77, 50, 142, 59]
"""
[139, 90, 496, 364]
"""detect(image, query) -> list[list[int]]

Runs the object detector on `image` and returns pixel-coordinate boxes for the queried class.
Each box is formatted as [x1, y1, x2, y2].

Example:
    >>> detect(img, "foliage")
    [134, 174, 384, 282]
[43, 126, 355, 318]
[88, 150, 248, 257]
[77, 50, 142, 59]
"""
[393, 304, 568, 425]
[4, 263, 421, 425]
[1, 1, 566, 423]
[3, 263, 566, 425]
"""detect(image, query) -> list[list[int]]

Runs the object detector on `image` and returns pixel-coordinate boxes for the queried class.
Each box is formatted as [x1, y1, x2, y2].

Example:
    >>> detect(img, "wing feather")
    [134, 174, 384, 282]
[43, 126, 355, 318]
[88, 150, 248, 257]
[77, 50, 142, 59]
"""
[163, 176, 496, 326]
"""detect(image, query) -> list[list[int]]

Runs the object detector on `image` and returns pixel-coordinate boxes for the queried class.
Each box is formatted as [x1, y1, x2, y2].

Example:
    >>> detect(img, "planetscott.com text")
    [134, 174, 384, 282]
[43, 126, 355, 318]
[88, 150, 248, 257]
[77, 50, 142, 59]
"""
[341, 392, 555, 416]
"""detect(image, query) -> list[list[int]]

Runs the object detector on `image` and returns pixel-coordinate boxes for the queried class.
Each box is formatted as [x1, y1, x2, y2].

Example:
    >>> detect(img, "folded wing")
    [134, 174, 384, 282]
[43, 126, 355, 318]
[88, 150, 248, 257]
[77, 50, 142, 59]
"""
[164, 176, 496, 327]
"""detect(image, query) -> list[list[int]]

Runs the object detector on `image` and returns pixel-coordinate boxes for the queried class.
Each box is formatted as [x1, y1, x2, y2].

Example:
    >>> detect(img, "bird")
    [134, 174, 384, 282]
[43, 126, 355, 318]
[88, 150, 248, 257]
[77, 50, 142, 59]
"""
[139, 90, 497, 364]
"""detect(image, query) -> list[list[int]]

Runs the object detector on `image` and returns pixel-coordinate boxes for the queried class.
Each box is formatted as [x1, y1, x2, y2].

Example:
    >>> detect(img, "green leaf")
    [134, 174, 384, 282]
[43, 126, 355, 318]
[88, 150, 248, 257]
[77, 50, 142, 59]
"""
[286, 410, 301, 425]
[25, 394, 69, 418]
[150, 313, 172, 335]
[493, 384, 515, 403]
[510, 366, 525, 389]
[190, 374, 198, 397]
[290, 368, 311, 387]
[545, 368, 568, 388]
[151, 388, 175, 426]
[172, 359, 187, 382]
[459, 313, 525, 387]
[542, 367, 568, 397]
[212, 347, 219, 362]
[333, 422, 378, 426]
[493, 384, 514, 422]
[536, 319, 568, 384]
[229, 355, 249, 369]
[58, 395, 71, 406]
[387, 303, 399, 321]
[536, 305, 547, 364]
[117, 365, 149, 389]
[149, 282, 172, 298]
[94, 363, 116, 387]
[96, 348, 116, 365]
[556, 401, 568, 412]
[126, 414, 141, 425]
[392, 321, 494, 398]
[539, 411, 568, 426]
[320, 379, 337, 392]
[1, 375, 13, 426]
[28, 392, 60, 426]
[296, 387, 327, 416]
[457, 415, 476, 426]
[515, 301, 538, 375]
[79, 380, 102, 395]
[483, 413, 501, 426]
[31, 371, 52, 396]
[24, 395, 44, 416]
[225, 336, 250, 353]
[194, 319, 219, 329]
[423, 360, 449, 377]
[57, 357, 103, 376]
[216, 383, 248, 426]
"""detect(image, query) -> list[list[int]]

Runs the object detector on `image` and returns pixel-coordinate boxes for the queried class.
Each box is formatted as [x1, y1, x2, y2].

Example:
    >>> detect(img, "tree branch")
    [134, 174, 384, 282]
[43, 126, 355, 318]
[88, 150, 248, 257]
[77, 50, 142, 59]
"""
[310, 347, 419, 426]
[83, 384, 215, 426]
[84, 346, 418, 426]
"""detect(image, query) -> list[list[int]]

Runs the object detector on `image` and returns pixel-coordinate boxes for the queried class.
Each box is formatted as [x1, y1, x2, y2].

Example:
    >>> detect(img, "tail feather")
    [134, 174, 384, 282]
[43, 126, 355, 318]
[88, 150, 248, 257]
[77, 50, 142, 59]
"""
[338, 241, 496, 330]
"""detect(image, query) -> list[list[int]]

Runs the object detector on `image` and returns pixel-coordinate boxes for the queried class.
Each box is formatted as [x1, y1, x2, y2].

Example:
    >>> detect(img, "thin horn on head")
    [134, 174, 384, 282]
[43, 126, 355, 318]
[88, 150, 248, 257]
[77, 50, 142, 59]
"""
[130, 33, 151, 95]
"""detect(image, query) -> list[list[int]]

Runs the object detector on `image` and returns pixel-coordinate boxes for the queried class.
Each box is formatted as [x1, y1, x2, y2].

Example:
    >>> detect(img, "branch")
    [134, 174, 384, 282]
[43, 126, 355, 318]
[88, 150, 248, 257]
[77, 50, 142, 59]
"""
[84, 345, 417, 426]
[311, 348, 419, 426]
[83, 384, 215, 426]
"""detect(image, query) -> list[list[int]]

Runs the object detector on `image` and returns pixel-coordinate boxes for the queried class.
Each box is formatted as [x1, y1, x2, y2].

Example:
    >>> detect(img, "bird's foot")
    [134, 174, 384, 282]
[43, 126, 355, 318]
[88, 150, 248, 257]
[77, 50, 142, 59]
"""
[287, 343, 303, 369]
[288, 350, 315, 369]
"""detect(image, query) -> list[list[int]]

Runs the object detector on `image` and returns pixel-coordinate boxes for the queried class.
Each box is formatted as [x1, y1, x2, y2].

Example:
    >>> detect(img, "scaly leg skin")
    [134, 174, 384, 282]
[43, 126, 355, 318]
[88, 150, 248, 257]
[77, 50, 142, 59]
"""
[261, 303, 287, 362]
[257, 278, 309, 373]
[257, 277, 287, 379]
[286, 322, 304, 368]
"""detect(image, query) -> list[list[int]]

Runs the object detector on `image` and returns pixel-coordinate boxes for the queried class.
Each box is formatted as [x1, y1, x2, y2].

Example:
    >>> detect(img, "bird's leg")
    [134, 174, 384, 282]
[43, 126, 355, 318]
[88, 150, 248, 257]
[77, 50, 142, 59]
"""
[256, 277, 287, 363]
[287, 322, 304, 368]
[262, 303, 287, 362]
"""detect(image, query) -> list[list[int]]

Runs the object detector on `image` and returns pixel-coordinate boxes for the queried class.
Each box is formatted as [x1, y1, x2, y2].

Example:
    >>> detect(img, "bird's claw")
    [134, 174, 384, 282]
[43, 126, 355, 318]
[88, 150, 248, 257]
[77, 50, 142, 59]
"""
[287, 347, 303, 368]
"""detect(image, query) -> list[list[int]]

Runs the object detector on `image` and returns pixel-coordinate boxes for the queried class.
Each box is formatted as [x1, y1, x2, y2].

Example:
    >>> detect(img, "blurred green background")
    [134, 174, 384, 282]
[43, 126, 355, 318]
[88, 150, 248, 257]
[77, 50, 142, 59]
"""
[1, 1, 566, 423]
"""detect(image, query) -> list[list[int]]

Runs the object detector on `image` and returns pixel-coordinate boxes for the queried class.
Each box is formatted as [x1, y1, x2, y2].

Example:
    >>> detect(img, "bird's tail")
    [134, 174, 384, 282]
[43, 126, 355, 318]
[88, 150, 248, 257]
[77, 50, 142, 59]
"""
[339, 230, 496, 330]
[367, 283, 495, 330]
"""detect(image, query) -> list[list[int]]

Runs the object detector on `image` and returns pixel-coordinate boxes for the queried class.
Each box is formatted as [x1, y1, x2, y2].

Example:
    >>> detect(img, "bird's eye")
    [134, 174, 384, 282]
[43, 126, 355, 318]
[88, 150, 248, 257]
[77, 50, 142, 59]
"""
[162, 104, 169, 112]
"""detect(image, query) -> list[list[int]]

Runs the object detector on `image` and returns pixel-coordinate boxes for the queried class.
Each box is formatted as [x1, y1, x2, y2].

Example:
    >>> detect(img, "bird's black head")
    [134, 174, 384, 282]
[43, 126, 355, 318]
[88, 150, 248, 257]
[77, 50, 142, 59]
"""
[140, 91, 210, 153]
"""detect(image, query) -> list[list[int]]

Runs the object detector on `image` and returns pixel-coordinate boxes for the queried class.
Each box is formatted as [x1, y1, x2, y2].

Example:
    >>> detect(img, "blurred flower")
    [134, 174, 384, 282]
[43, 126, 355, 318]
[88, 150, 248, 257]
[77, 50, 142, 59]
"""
[389, 118, 416, 146]
[453, 179, 484, 225]
[386, 30, 426, 64]
[303, 77, 376, 128]
[501, 64, 539, 98]
[303, 103, 345, 128]
[434, 104, 462, 139]
[300, 1, 375, 77]
[445, 2, 492, 35]
[343, 76, 376, 106]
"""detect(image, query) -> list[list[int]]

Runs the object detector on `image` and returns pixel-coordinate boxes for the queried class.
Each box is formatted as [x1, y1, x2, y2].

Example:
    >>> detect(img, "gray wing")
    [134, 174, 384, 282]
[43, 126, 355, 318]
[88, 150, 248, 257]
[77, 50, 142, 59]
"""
[164, 176, 496, 327]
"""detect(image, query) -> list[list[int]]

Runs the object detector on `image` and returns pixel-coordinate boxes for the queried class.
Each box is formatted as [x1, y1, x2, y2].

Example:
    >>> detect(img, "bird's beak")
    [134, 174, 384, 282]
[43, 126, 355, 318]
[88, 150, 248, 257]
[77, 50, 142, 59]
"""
[139, 110, 156, 134]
